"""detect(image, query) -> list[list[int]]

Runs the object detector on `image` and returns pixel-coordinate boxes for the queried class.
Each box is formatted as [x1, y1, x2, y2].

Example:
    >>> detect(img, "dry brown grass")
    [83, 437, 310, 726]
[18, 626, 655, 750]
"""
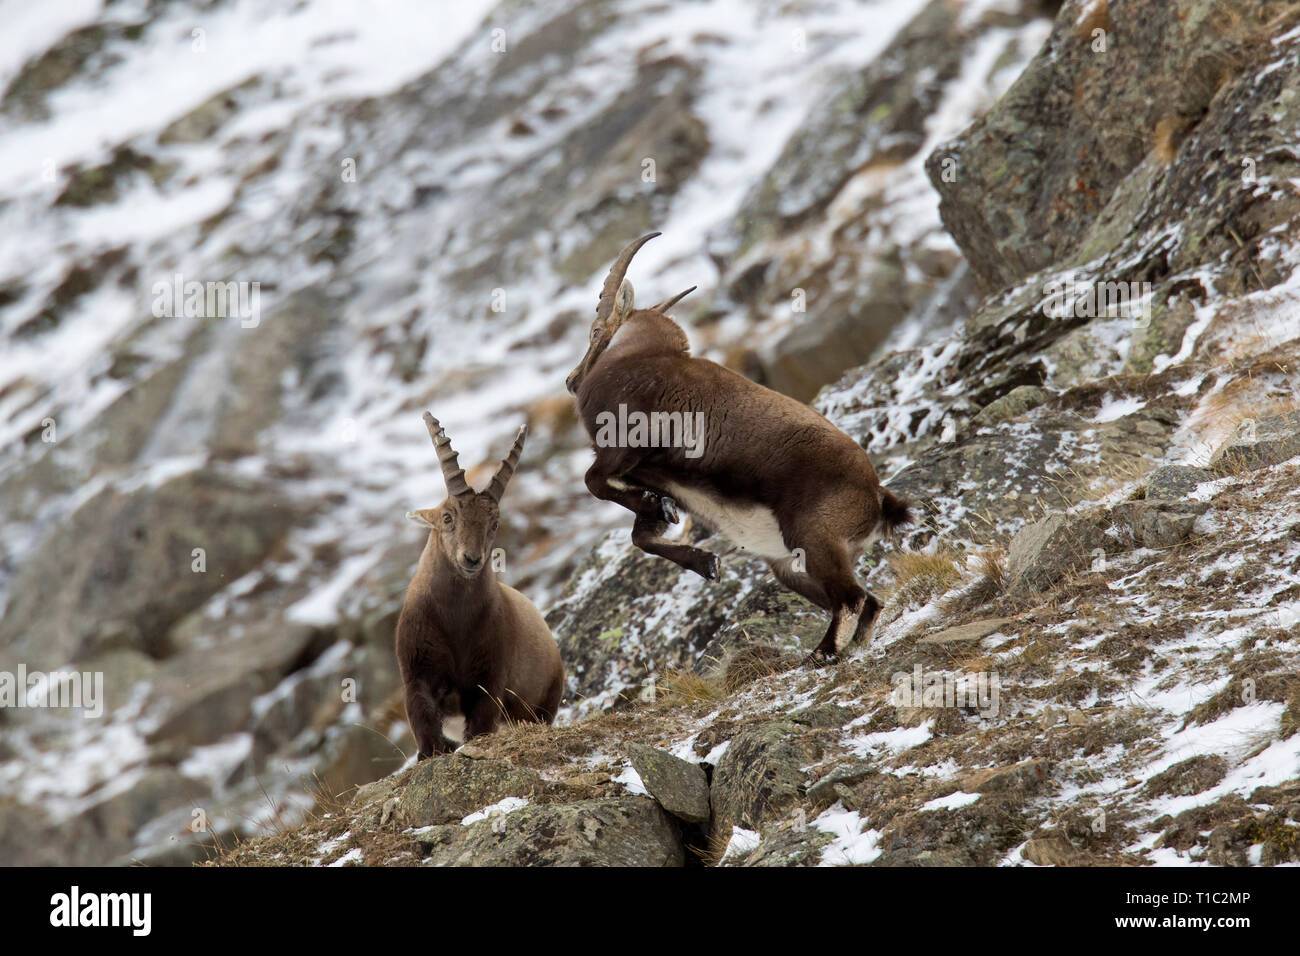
[888, 548, 962, 593]
[703, 823, 739, 867]
[652, 668, 725, 704]
[721, 646, 798, 693]
[972, 549, 1006, 591]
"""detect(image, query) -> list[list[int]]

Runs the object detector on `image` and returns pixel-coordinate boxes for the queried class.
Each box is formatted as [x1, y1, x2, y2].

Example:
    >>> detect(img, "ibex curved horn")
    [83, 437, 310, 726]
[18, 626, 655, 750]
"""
[486, 424, 528, 503]
[650, 286, 696, 313]
[423, 412, 472, 498]
[595, 232, 659, 322]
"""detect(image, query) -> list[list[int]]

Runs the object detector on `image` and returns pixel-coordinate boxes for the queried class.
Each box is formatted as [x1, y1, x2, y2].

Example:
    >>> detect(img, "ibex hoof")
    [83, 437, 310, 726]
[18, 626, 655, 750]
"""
[661, 495, 680, 524]
[802, 649, 838, 668]
[698, 552, 720, 581]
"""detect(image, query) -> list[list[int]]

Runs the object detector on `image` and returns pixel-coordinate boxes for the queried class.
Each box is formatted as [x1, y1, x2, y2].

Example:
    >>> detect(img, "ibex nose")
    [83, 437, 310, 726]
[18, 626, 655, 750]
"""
[461, 553, 482, 568]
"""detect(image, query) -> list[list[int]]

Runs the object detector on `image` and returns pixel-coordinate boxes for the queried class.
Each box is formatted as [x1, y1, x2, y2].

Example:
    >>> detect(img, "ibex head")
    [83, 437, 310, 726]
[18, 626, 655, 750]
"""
[406, 412, 526, 579]
[565, 232, 696, 394]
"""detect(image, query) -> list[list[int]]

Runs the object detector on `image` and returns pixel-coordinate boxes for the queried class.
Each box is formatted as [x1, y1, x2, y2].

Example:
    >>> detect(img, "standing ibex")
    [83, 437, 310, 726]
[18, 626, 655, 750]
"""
[567, 233, 911, 663]
[396, 412, 564, 758]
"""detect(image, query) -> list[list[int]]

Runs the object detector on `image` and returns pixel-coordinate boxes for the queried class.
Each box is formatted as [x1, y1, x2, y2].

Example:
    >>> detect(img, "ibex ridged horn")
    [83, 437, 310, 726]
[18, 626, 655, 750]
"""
[486, 424, 528, 503]
[424, 412, 472, 498]
[650, 286, 696, 313]
[595, 232, 659, 322]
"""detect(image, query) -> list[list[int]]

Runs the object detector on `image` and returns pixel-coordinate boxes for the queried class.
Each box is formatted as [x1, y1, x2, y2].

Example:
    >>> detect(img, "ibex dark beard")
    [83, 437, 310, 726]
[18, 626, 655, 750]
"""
[395, 413, 564, 759]
[570, 233, 913, 664]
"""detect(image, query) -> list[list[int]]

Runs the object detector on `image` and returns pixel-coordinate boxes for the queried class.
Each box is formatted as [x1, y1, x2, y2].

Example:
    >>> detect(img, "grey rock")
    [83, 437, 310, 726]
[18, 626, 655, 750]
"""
[0, 23, 111, 121]
[711, 721, 817, 837]
[628, 745, 710, 824]
[317, 723, 408, 801]
[762, 258, 909, 402]
[926, 0, 1286, 291]
[1210, 410, 1300, 474]
[396, 754, 542, 828]
[1144, 465, 1211, 500]
[917, 617, 1016, 648]
[414, 796, 684, 867]
[971, 385, 1051, 428]
[546, 537, 746, 700]
[0, 470, 302, 673]
[1006, 513, 1109, 596]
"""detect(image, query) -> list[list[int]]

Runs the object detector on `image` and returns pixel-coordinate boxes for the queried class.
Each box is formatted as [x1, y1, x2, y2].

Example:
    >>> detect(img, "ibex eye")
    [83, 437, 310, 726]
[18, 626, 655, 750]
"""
[442, 513, 453, 525]
[590, 328, 600, 342]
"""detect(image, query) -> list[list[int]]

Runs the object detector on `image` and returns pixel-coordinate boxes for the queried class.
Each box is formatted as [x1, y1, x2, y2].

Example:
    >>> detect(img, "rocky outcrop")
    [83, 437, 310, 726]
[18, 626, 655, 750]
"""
[928, 0, 1297, 292]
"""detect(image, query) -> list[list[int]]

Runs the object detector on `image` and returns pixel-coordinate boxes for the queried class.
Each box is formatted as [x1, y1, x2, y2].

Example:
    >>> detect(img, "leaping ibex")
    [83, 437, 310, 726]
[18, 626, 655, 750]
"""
[396, 413, 564, 758]
[567, 233, 911, 663]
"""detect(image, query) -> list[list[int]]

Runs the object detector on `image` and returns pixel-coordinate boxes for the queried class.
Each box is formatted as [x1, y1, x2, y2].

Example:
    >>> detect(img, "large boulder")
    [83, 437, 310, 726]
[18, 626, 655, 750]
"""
[396, 755, 543, 828]
[628, 745, 710, 824]
[711, 721, 819, 838]
[413, 796, 685, 866]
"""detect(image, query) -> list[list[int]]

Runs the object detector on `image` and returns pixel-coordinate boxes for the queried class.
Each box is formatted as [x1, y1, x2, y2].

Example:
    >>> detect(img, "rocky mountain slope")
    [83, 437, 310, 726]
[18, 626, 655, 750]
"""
[5, 0, 1300, 867]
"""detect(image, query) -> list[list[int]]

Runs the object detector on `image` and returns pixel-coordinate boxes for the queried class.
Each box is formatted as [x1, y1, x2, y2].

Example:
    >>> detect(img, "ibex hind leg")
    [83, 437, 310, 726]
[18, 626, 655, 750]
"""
[632, 511, 720, 580]
[792, 545, 866, 667]
[849, 592, 882, 646]
[770, 556, 831, 609]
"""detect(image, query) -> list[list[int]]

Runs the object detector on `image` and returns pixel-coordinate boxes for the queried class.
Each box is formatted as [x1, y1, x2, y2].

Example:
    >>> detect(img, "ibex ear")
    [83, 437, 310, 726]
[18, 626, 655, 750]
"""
[613, 279, 635, 322]
[406, 509, 439, 527]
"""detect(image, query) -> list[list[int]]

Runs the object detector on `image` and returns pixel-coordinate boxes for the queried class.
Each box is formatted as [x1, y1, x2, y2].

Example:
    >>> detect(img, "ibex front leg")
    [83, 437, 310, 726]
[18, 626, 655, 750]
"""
[405, 677, 456, 760]
[585, 463, 719, 580]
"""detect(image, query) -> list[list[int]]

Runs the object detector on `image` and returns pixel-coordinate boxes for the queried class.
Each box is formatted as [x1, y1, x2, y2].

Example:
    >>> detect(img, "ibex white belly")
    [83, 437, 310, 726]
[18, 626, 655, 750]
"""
[661, 480, 792, 560]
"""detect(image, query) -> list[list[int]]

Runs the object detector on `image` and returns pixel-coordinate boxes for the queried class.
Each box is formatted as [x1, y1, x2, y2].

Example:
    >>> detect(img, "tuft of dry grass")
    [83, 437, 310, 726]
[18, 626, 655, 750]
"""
[888, 548, 962, 593]
[658, 668, 727, 704]
[703, 822, 743, 867]
[722, 645, 798, 694]
[972, 549, 1006, 591]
